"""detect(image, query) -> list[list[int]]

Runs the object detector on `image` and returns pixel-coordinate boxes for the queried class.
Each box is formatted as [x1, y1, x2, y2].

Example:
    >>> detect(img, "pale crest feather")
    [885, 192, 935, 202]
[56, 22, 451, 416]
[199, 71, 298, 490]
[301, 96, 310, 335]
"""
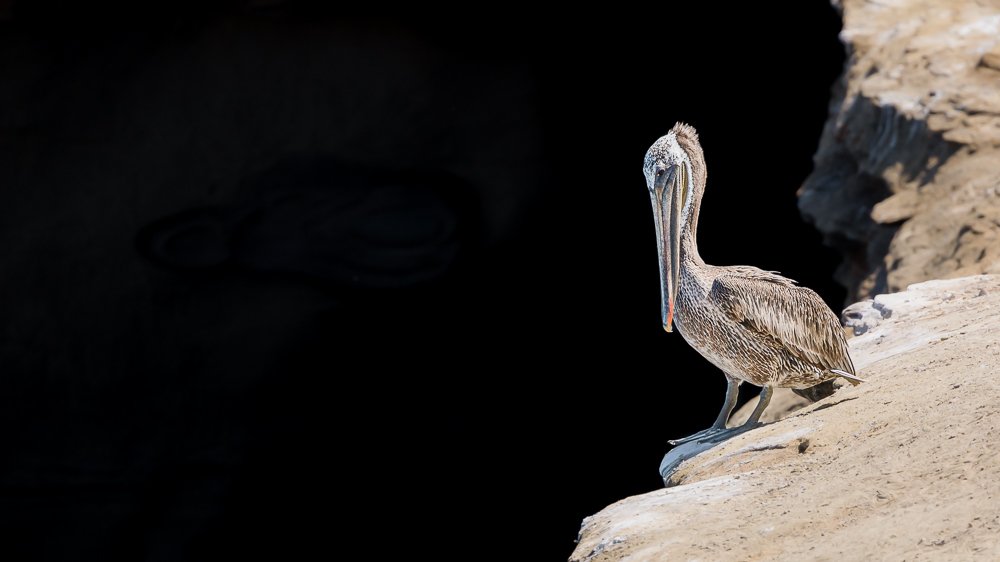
[670, 122, 699, 143]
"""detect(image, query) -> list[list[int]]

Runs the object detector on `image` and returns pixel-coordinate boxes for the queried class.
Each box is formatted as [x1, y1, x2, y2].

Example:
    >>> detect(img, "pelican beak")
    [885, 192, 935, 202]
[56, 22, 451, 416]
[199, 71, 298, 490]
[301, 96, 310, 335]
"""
[651, 165, 684, 332]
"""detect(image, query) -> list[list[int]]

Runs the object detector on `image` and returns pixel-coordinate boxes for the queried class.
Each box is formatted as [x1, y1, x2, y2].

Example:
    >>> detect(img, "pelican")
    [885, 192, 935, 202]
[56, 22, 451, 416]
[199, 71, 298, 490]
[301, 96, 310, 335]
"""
[645, 123, 863, 445]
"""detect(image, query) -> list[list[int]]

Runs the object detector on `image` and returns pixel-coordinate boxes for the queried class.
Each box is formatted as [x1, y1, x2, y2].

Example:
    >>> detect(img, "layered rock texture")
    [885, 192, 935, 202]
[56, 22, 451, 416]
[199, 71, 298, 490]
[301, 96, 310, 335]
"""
[799, 0, 1000, 303]
[572, 275, 1000, 561]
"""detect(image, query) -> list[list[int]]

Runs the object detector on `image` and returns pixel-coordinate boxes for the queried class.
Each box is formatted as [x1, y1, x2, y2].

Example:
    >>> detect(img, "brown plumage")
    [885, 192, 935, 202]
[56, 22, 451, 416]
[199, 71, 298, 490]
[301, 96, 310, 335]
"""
[694, 266, 854, 388]
[643, 123, 861, 444]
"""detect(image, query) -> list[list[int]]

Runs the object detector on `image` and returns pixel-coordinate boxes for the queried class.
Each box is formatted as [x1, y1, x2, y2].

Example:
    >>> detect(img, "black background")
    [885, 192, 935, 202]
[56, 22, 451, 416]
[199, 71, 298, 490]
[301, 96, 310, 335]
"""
[2, 2, 845, 560]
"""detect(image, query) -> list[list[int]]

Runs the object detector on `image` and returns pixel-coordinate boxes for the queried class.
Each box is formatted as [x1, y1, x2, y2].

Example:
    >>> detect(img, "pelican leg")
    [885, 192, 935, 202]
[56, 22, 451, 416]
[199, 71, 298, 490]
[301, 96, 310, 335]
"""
[694, 385, 775, 443]
[660, 385, 775, 482]
[740, 385, 773, 427]
[668, 377, 741, 445]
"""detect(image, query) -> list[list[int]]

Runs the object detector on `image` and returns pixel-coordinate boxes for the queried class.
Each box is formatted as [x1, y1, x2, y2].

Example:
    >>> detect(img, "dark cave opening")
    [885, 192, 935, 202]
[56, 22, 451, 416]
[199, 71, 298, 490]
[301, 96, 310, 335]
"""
[1, 3, 846, 560]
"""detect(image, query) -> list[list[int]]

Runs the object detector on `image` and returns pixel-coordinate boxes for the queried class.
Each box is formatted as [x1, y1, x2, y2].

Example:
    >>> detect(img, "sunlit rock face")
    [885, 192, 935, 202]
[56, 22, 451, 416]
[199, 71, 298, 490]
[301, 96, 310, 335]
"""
[799, 0, 1000, 304]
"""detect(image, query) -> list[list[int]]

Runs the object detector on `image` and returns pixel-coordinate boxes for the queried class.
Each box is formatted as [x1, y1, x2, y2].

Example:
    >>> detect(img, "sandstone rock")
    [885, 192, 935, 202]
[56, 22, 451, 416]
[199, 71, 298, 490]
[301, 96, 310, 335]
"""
[799, 0, 1000, 303]
[842, 297, 892, 335]
[573, 275, 1000, 561]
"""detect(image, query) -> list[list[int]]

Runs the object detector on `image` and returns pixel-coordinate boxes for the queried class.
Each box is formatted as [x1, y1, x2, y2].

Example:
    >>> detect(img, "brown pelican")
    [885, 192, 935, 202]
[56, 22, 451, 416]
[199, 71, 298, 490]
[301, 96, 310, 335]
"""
[645, 123, 863, 445]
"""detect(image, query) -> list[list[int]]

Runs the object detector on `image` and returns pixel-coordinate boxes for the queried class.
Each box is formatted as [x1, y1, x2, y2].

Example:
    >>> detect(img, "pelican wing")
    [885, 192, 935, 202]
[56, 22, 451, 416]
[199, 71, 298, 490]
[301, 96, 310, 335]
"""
[708, 267, 855, 374]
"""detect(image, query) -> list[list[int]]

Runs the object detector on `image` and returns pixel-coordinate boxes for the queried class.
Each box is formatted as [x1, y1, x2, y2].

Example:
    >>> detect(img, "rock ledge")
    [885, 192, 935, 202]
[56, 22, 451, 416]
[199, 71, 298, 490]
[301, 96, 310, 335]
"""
[572, 275, 1000, 561]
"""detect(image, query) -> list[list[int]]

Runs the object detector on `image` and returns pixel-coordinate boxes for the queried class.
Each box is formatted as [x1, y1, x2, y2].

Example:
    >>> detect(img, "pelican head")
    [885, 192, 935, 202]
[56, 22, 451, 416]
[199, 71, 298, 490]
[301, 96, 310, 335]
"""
[643, 125, 696, 333]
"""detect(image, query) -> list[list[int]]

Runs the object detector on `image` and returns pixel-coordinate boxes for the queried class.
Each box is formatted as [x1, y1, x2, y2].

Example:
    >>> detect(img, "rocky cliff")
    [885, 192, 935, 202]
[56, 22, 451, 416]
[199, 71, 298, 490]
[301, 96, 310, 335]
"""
[572, 274, 1000, 561]
[799, 0, 1000, 303]
[572, 2, 1000, 558]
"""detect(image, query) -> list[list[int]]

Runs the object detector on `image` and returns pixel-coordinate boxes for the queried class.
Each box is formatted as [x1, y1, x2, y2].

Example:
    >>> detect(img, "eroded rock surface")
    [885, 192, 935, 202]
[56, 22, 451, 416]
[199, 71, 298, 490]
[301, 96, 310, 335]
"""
[799, 0, 1000, 303]
[573, 275, 1000, 561]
